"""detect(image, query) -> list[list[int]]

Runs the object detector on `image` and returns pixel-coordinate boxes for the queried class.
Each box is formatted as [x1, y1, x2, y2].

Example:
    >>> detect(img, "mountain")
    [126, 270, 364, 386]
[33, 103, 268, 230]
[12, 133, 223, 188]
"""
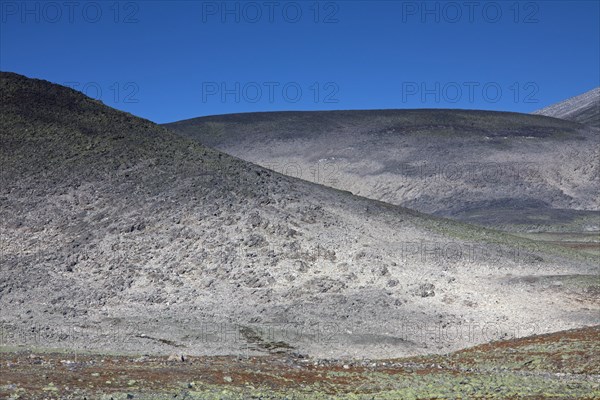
[533, 87, 600, 128]
[1, 72, 597, 360]
[166, 110, 600, 233]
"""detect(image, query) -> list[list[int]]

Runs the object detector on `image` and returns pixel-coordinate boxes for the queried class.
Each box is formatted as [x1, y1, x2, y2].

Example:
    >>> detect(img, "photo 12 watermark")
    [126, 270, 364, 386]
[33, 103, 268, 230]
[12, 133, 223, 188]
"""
[393, 319, 541, 344]
[196, 320, 340, 345]
[262, 160, 343, 186]
[1, 1, 140, 24]
[401, 81, 539, 104]
[399, 1, 540, 24]
[200, 1, 340, 23]
[393, 161, 541, 183]
[395, 240, 543, 265]
[0, 321, 136, 347]
[201, 81, 340, 104]
[63, 81, 140, 104]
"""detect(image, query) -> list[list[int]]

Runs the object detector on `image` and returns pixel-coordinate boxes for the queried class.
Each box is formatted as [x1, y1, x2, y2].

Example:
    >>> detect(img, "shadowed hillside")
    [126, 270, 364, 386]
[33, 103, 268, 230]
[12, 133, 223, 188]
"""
[166, 109, 600, 232]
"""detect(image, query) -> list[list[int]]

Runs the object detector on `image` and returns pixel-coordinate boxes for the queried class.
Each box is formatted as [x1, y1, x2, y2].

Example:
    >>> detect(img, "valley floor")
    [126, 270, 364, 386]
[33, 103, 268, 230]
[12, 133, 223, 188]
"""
[1, 326, 599, 399]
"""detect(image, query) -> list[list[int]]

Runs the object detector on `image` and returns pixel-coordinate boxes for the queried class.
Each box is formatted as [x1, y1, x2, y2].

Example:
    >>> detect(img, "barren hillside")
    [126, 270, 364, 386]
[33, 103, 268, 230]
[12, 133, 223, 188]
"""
[166, 110, 600, 232]
[1, 72, 598, 360]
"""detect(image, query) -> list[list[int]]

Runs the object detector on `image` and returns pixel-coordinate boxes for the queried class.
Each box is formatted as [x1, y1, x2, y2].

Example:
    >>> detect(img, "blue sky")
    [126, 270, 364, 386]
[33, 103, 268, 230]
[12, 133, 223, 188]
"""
[1, 0, 599, 123]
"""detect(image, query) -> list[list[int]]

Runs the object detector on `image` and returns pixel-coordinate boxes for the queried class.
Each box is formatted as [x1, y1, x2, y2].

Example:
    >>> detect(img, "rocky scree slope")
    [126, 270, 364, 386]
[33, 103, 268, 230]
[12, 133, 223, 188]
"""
[1, 72, 598, 359]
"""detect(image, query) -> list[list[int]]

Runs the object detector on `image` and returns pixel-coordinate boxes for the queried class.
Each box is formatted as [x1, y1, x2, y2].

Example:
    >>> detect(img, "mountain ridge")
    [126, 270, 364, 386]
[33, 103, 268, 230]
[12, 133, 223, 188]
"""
[533, 87, 600, 128]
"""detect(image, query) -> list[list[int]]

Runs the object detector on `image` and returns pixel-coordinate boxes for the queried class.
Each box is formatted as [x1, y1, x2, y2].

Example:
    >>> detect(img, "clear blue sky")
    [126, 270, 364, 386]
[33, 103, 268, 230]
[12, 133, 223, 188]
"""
[1, 0, 599, 123]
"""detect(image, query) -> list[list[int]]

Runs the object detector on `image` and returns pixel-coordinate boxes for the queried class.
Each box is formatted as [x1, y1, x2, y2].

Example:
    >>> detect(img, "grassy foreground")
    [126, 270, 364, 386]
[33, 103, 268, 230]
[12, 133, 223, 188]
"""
[1, 326, 598, 399]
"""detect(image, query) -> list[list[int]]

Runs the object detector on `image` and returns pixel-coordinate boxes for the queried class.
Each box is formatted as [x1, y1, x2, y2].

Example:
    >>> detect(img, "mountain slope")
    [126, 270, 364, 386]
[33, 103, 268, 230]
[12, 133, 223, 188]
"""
[1, 72, 598, 360]
[533, 87, 600, 128]
[166, 110, 600, 232]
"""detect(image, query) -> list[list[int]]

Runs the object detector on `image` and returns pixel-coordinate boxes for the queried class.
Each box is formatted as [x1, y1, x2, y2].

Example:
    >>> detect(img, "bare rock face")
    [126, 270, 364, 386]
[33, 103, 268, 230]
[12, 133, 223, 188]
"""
[167, 354, 186, 362]
[1, 72, 598, 360]
[415, 283, 436, 298]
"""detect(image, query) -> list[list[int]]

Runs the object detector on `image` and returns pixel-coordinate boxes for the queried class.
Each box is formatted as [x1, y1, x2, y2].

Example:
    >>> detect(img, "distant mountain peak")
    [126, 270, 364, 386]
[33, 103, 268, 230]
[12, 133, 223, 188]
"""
[533, 87, 600, 128]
